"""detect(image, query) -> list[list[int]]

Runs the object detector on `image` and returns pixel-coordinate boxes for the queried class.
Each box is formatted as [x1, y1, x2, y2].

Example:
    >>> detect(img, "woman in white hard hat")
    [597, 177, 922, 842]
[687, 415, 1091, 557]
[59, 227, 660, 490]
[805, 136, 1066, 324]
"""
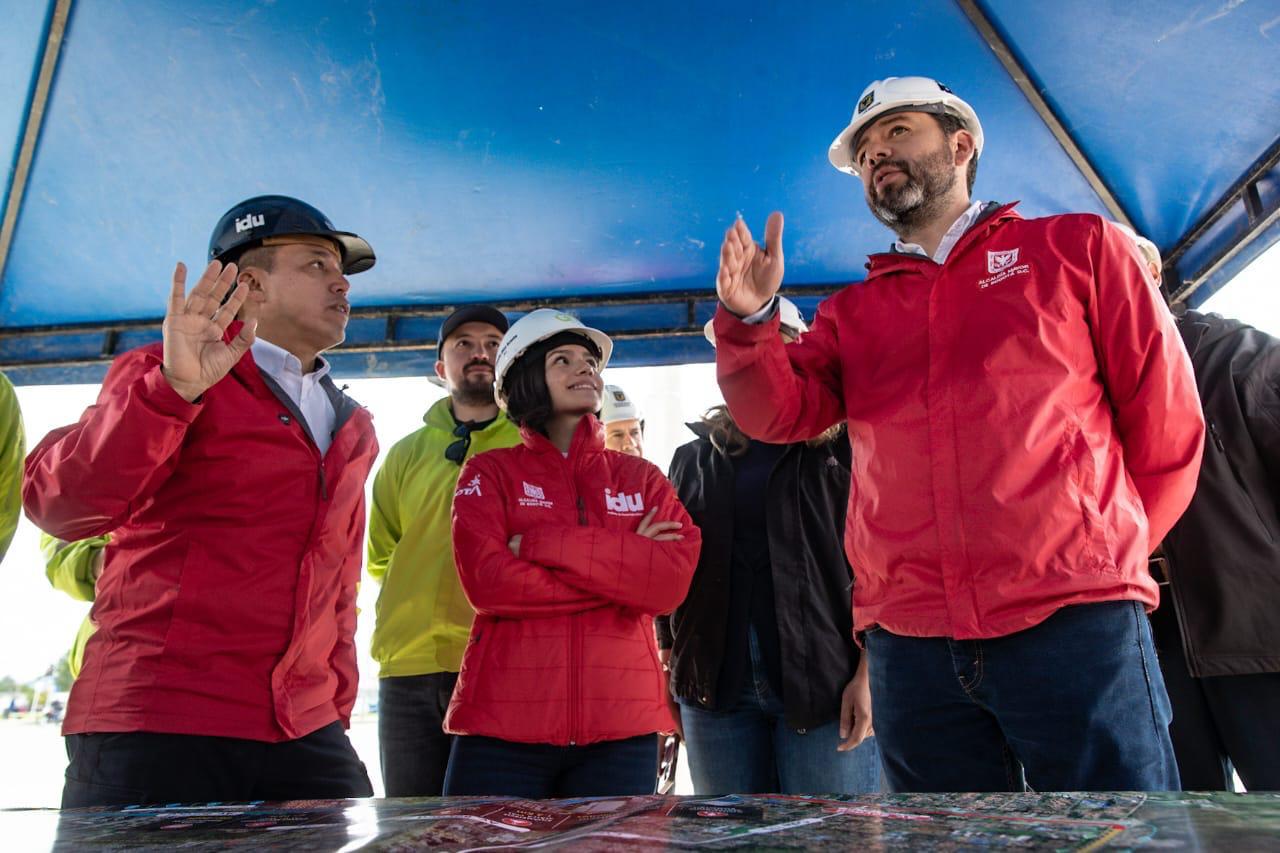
[601, 384, 645, 457]
[442, 309, 700, 797]
[656, 297, 882, 795]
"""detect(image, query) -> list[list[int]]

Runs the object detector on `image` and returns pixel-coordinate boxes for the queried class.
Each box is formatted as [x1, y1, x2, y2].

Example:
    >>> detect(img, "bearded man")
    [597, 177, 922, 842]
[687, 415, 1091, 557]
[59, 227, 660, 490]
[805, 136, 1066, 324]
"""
[366, 304, 520, 796]
[708, 77, 1205, 793]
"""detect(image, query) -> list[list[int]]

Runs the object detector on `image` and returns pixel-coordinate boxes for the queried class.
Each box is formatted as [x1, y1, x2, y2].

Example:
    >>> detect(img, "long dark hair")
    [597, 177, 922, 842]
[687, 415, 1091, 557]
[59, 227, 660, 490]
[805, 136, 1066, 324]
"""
[504, 331, 603, 435]
[701, 404, 844, 456]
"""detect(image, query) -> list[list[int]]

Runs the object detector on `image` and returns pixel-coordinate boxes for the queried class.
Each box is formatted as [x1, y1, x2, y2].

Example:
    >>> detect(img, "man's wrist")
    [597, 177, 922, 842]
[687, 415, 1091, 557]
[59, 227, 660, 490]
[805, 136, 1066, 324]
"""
[161, 368, 205, 404]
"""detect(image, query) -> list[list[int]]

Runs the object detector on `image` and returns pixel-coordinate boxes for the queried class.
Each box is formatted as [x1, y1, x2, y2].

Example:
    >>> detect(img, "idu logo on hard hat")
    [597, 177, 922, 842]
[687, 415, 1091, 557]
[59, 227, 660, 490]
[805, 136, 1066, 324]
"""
[235, 213, 265, 234]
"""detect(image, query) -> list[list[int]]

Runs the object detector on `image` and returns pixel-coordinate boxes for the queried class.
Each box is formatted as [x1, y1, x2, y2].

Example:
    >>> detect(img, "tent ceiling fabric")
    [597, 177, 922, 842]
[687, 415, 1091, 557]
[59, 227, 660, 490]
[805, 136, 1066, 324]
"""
[1, 0, 1277, 385]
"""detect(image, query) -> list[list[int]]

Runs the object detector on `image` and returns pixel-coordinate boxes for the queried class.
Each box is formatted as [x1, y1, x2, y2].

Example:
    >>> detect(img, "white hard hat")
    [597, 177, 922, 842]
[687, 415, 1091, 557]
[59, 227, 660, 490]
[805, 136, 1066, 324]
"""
[1111, 221, 1162, 271]
[828, 76, 984, 176]
[493, 308, 613, 405]
[600, 385, 642, 424]
[704, 296, 809, 346]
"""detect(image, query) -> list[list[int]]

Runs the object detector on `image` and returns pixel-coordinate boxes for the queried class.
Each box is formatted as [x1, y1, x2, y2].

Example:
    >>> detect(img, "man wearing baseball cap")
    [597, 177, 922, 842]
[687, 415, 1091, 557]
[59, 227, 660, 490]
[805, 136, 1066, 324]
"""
[366, 304, 520, 796]
[25, 195, 380, 806]
[710, 77, 1205, 792]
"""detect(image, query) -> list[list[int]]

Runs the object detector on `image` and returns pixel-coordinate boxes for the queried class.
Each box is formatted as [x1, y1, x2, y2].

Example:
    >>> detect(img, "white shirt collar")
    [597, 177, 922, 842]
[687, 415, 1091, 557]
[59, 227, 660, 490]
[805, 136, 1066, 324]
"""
[250, 337, 331, 382]
[894, 200, 987, 264]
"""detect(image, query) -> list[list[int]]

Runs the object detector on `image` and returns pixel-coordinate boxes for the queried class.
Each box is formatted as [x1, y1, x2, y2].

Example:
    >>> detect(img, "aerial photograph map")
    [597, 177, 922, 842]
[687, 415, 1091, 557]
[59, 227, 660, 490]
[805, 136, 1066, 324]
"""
[12, 791, 1278, 850]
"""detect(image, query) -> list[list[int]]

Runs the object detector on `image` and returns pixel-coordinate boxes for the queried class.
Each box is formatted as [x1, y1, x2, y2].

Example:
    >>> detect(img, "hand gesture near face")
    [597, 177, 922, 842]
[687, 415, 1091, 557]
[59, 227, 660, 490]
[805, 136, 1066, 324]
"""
[162, 260, 258, 402]
[716, 212, 785, 317]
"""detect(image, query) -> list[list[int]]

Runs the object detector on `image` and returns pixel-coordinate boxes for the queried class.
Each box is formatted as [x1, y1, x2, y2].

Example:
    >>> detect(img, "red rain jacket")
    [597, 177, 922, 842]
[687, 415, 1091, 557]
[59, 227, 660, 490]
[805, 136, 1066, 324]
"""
[714, 204, 1204, 640]
[446, 416, 699, 745]
[24, 342, 377, 741]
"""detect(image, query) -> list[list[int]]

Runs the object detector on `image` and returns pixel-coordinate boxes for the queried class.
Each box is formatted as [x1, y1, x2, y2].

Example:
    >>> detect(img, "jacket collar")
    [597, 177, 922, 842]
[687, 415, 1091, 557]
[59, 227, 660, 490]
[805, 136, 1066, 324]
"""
[222, 320, 363, 438]
[866, 201, 1021, 278]
[520, 414, 606, 458]
[424, 395, 513, 436]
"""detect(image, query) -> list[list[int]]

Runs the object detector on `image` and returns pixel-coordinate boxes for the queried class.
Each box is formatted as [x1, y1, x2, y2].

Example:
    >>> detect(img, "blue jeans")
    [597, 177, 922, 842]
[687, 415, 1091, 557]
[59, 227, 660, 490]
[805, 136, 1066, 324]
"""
[866, 600, 1180, 793]
[680, 630, 882, 795]
[442, 734, 656, 798]
[378, 672, 458, 797]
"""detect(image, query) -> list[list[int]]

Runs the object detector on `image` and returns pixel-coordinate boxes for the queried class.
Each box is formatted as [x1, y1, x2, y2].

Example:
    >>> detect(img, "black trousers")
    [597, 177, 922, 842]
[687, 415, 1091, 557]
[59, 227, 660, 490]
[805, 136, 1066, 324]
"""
[62, 721, 373, 808]
[1151, 604, 1280, 791]
[377, 672, 458, 797]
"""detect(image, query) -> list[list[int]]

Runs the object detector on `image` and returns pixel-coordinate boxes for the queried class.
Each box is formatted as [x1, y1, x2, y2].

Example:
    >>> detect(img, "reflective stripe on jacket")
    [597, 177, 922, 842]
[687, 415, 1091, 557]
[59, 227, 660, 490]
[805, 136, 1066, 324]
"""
[714, 204, 1204, 640]
[446, 416, 700, 745]
[23, 343, 377, 741]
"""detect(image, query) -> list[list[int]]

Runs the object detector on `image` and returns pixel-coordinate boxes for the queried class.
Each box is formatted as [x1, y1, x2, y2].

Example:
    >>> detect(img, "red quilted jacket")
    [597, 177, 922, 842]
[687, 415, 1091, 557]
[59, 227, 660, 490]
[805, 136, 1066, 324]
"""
[446, 416, 699, 745]
[715, 205, 1204, 640]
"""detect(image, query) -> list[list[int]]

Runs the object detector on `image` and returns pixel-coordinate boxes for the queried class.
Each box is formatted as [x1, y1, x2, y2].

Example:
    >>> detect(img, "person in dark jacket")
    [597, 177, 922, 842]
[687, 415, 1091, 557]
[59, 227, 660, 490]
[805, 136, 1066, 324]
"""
[657, 298, 881, 795]
[1119, 230, 1280, 791]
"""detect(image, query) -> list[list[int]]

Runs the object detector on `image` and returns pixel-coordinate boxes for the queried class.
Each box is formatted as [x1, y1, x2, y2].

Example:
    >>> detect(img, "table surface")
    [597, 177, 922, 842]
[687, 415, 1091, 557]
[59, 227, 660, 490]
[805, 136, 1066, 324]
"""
[4, 791, 1279, 850]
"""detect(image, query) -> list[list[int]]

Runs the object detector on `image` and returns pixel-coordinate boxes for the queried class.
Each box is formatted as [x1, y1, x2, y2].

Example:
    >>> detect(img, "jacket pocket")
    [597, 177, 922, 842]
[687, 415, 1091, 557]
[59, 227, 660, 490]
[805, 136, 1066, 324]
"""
[458, 623, 493, 699]
[1208, 420, 1276, 545]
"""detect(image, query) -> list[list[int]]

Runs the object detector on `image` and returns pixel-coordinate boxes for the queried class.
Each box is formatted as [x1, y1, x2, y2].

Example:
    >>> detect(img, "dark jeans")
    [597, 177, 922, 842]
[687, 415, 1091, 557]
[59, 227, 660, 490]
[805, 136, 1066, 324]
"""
[1150, 604, 1280, 791]
[866, 601, 1179, 793]
[62, 721, 373, 808]
[442, 734, 656, 798]
[680, 626, 882, 795]
[378, 672, 458, 797]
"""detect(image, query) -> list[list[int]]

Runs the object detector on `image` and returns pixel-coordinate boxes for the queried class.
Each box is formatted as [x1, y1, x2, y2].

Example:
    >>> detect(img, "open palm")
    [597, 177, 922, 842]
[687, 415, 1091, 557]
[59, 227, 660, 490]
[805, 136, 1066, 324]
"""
[162, 260, 257, 402]
[715, 212, 785, 316]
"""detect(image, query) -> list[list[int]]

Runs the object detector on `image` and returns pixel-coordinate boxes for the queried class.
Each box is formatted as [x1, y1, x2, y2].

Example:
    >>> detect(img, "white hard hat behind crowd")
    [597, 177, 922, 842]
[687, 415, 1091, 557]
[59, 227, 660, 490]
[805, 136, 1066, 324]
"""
[828, 76, 984, 176]
[600, 385, 642, 424]
[1111, 221, 1162, 272]
[704, 296, 809, 346]
[493, 308, 613, 406]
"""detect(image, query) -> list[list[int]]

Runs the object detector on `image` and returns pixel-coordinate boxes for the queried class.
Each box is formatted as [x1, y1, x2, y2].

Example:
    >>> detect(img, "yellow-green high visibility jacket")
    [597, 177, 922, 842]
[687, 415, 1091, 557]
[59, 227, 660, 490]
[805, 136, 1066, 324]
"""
[41, 532, 110, 679]
[0, 372, 25, 563]
[367, 398, 520, 677]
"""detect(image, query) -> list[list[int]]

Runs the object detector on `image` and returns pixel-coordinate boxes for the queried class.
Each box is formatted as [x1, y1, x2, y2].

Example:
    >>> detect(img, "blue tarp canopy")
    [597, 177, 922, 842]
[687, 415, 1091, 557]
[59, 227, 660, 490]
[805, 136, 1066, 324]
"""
[2, 0, 1278, 384]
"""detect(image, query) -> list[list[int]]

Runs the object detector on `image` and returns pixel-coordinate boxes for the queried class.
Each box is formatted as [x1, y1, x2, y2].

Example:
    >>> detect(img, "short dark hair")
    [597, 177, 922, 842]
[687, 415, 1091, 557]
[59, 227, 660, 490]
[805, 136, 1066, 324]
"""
[232, 243, 277, 273]
[503, 331, 603, 434]
[932, 113, 978, 194]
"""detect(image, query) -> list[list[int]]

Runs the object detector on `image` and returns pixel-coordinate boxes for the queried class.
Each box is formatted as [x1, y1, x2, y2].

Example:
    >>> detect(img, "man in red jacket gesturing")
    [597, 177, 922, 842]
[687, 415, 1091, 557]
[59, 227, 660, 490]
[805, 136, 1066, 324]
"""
[24, 196, 380, 807]
[711, 77, 1204, 792]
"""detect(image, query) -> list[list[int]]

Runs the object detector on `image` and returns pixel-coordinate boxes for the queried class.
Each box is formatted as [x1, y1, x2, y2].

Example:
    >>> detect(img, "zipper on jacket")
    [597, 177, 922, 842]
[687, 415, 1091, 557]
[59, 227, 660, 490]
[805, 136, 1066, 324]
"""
[317, 465, 329, 500]
[564, 455, 586, 745]
[1208, 420, 1225, 453]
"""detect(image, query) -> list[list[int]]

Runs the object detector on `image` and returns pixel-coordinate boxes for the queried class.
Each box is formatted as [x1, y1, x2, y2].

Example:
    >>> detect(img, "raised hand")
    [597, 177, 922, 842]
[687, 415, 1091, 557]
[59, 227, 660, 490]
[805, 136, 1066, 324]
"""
[716, 212, 785, 316]
[635, 508, 683, 542]
[162, 260, 257, 403]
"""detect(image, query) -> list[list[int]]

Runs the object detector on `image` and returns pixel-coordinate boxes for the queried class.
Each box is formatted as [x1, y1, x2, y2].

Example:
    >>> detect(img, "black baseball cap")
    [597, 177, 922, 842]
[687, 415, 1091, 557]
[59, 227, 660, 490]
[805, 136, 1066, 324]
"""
[438, 305, 509, 346]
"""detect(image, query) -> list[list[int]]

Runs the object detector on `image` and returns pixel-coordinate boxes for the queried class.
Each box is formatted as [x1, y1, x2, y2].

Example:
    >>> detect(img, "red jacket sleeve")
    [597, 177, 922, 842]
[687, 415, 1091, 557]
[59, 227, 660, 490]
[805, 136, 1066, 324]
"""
[23, 348, 201, 540]
[713, 300, 847, 444]
[1088, 218, 1205, 549]
[520, 464, 700, 615]
[330, 493, 365, 727]
[452, 454, 606, 618]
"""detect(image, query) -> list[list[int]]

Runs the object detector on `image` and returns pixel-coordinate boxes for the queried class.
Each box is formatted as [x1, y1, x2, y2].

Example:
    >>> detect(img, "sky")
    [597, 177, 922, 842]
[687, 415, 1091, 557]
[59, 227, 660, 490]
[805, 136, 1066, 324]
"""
[1, 240, 1276, 686]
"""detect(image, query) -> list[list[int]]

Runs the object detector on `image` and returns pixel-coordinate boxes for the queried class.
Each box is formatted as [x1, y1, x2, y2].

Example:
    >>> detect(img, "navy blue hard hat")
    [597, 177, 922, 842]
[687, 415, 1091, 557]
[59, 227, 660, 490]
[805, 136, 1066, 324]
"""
[208, 195, 375, 274]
